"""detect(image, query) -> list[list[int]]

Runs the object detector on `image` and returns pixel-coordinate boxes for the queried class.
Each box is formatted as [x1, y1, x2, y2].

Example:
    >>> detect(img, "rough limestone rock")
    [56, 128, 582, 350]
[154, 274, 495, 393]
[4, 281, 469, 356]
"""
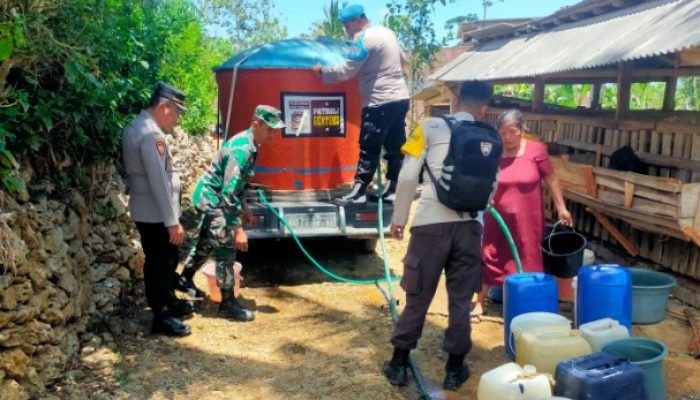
[0, 349, 31, 378]
[0, 132, 215, 396]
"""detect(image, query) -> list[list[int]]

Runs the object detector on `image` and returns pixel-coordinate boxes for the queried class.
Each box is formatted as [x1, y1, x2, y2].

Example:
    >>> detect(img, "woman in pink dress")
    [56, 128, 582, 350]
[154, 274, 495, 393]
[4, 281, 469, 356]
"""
[471, 109, 572, 322]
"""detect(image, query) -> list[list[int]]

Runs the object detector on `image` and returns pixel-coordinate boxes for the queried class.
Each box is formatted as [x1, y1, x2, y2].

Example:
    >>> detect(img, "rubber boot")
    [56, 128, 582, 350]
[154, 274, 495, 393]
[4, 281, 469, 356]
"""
[218, 289, 255, 322]
[333, 182, 368, 206]
[382, 347, 409, 386]
[443, 353, 469, 391]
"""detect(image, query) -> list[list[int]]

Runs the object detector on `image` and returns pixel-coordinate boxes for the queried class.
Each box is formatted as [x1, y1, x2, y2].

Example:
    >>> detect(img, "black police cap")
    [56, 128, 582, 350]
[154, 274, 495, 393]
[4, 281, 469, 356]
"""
[153, 81, 188, 111]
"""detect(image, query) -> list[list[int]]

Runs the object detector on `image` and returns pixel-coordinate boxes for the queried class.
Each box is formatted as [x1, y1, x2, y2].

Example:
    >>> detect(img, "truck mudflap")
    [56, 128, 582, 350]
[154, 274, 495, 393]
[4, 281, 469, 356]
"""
[242, 200, 392, 239]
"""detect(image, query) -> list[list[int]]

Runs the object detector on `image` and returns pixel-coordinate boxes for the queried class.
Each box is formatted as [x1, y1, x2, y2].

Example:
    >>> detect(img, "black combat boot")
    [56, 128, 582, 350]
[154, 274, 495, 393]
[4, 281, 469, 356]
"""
[382, 347, 409, 386]
[168, 298, 195, 319]
[219, 289, 255, 322]
[174, 270, 205, 299]
[443, 353, 470, 391]
[151, 307, 192, 337]
[333, 182, 368, 206]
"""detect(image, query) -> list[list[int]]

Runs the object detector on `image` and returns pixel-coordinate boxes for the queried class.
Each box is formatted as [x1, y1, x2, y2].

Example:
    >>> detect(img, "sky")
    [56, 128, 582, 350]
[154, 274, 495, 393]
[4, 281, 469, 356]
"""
[273, 0, 582, 43]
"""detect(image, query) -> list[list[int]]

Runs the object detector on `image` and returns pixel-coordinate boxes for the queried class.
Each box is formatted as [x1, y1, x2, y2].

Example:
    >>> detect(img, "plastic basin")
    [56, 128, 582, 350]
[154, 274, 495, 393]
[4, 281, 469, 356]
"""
[628, 268, 676, 324]
[601, 338, 667, 400]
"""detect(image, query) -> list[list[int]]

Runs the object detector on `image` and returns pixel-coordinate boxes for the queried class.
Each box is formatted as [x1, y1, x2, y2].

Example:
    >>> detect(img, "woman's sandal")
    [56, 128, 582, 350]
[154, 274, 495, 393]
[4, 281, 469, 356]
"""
[470, 311, 483, 324]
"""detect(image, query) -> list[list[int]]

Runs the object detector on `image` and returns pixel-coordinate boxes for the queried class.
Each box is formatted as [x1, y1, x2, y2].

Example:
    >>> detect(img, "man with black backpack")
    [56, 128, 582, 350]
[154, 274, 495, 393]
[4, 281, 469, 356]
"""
[382, 80, 500, 391]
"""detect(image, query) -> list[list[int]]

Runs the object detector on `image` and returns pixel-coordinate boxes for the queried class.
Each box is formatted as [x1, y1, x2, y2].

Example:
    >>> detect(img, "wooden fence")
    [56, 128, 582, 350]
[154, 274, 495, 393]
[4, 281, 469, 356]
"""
[485, 109, 700, 280]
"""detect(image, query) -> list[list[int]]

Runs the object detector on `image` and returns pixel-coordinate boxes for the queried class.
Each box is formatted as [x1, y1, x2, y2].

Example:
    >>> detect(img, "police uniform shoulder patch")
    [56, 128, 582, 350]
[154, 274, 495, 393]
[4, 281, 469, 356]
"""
[346, 32, 368, 61]
[154, 136, 166, 156]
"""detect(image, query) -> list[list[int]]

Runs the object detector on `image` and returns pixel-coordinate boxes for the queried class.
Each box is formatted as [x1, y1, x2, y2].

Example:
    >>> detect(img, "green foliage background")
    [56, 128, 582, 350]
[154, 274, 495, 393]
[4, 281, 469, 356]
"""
[0, 0, 288, 196]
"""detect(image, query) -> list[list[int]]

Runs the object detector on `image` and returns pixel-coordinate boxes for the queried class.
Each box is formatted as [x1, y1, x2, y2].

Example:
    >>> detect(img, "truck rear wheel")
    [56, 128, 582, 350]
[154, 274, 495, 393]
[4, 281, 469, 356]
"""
[361, 238, 378, 253]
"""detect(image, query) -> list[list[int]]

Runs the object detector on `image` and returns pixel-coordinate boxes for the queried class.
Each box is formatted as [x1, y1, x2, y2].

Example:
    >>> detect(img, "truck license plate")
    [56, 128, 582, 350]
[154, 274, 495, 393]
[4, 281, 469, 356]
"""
[285, 212, 337, 230]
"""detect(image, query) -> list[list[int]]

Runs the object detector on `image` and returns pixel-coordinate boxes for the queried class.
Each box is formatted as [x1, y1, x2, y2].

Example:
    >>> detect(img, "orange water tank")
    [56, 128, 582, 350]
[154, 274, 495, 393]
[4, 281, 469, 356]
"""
[214, 38, 360, 190]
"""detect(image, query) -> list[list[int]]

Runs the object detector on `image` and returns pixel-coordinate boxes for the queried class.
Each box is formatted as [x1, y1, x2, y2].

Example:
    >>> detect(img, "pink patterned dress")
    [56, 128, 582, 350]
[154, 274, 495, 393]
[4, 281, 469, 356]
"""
[482, 140, 554, 286]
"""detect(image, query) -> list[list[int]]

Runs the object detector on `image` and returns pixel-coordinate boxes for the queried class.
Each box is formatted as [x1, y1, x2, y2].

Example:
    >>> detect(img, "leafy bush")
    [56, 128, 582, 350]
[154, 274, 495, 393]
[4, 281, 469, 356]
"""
[0, 0, 228, 195]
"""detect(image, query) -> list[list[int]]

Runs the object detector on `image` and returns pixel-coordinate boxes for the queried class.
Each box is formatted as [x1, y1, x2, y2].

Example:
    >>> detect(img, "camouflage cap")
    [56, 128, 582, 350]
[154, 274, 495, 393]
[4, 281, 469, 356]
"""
[255, 105, 286, 129]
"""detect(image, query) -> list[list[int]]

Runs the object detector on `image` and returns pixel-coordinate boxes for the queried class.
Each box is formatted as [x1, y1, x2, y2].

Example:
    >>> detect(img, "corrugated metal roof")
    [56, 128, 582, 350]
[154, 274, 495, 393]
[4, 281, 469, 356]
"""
[430, 0, 700, 82]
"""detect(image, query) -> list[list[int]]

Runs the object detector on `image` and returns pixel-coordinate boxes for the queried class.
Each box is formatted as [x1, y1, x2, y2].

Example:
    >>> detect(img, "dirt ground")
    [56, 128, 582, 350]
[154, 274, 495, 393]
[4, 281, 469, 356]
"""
[49, 211, 700, 400]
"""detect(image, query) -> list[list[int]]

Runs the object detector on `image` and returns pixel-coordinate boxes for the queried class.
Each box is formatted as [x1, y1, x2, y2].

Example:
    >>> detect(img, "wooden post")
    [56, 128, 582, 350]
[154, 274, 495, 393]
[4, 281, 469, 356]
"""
[586, 207, 640, 256]
[534, 78, 545, 113]
[616, 61, 632, 120]
[663, 76, 678, 112]
[591, 83, 602, 110]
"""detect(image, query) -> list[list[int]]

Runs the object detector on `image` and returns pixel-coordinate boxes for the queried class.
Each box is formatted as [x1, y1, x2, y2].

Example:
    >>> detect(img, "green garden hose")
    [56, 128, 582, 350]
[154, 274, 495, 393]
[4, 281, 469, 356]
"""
[256, 170, 520, 400]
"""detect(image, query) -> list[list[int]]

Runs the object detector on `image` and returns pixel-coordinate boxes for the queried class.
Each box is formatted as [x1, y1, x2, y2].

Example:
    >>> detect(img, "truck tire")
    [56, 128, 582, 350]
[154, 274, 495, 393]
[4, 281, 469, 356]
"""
[362, 238, 378, 253]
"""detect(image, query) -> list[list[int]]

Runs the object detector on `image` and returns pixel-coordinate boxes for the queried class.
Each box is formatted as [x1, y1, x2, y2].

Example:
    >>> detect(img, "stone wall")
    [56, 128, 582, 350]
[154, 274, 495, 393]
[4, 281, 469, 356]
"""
[0, 131, 216, 399]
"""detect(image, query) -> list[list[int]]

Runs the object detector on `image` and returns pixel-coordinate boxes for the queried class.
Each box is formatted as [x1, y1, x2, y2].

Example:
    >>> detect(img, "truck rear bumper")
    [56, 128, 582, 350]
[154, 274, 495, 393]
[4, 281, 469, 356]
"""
[243, 200, 392, 239]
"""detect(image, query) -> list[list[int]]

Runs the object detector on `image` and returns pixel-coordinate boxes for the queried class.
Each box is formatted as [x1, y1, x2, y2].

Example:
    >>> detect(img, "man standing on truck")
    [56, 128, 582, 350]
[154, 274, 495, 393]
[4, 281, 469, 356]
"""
[175, 105, 285, 321]
[382, 81, 495, 391]
[312, 3, 410, 206]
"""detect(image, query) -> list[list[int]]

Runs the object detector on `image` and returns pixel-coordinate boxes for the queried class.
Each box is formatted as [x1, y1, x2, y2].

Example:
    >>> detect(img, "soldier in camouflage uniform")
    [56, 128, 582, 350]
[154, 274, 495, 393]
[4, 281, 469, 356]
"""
[176, 105, 285, 321]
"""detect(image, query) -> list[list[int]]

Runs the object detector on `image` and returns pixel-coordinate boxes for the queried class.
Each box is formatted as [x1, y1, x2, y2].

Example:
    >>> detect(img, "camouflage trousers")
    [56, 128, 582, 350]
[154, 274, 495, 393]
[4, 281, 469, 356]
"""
[183, 208, 237, 290]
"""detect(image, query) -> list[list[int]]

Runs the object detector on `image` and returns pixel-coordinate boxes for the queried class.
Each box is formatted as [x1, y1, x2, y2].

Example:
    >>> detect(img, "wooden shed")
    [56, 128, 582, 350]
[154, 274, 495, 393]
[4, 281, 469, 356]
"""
[420, 0, 700, 298]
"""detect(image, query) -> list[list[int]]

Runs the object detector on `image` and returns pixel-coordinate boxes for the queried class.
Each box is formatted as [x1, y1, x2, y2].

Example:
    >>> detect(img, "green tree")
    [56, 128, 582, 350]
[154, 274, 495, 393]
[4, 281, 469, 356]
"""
[385, 0, 446, 91]
[444, 14, 478, 41]
[630, 82, 664, 110]
[307, 0, 346, 39]
[197, 0, 288, 53]
[0, 0, 226, 195]
[481, 0, 504, 20]
[494, 83, 533, 100]
[677, 77, 700, 110]
[544, 84, 592, 108]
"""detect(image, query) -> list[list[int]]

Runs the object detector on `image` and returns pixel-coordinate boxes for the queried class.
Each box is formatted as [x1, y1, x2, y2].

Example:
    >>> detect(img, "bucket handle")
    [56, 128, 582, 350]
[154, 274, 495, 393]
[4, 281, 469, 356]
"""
[546, 220, 578, 253]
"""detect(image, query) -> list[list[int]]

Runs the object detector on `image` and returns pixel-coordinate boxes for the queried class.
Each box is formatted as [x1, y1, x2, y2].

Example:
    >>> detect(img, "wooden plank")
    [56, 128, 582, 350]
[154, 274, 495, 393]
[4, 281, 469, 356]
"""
[673, 132, 692, 182]
[624, 181, 635, 208]
[631, 129, 640, 151]
[694, 184, 700, 232]
[639, 232, 650, 258]
[584, 166, 597, 197]
[534, 78, 545, 113]
[656, 122, 700, 136]
[680, 184, 700, 219]
[636, 152, 700, 174]
[587, 207, 639, 256]
[627, 219, 689, 241]
[620, 130, 631, 147]
[678, 47, 700, 67]
[598, 188, 677, 218]
[595, 175, 679, 206]
[593, 168, 682, 192]
[651, 233, 665, 262]
[649, 130, 661, 176]
[564, 190, 680, 231]
[639, 129, 649, 152]
[663, 76, 678, 112]
[680, 226, 700, 247]
[552, 158, 588, 192]
[693, 135, 700, 183]
[660, 132, 674, 177]
[616, 62, 633, 120]
[556, 139, 700, 173]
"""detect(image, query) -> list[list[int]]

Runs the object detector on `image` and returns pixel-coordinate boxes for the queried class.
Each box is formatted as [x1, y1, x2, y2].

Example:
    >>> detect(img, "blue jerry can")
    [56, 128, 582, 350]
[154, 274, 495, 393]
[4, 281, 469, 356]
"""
[554, 352, 648, 400]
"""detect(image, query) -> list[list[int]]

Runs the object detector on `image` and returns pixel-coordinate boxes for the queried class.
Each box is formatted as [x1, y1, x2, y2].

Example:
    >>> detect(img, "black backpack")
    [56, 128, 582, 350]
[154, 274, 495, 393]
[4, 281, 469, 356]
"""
[423, 116, 502, 214]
